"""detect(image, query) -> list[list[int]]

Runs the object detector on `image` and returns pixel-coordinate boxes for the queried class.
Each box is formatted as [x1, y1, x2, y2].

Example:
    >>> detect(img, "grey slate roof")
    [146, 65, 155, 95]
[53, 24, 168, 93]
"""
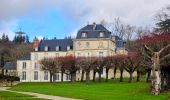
[76, 24, 111, 39]
[18, 55, 30, 60]
[3, 62, 16, 70]
[38, 39, 73, 52]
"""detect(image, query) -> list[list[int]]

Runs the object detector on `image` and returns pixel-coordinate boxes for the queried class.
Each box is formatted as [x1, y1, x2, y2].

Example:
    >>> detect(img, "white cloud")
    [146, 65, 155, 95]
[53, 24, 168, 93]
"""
[58, 0, 170, 27]
[0, 0, 169, 40]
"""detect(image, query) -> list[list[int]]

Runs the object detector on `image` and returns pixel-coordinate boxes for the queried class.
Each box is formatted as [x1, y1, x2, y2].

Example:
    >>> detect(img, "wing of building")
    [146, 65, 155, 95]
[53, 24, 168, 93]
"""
[17, 23, 127, 82]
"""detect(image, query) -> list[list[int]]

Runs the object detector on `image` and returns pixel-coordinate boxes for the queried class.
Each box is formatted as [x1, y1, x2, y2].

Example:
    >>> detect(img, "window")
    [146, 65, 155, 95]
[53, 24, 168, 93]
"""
[82, 32, 87, 37]
[22, 62, 26, 69]
[45, 46, 48, 51]
[99, 32, 104, 37]
[56, 46, 59, 51]
[34, 71, 38, 80]
[66, 74, 71, 80]
[56, 73, 59, 80]
[34, 63, 38, 69]
[44, 71, 48, 80]
[99, 52, 103, 57]
[86, 42, 90, 47]
[35, 47, 38, 51]
[22, 71, 26, 80]
[67, 46, 70, 50]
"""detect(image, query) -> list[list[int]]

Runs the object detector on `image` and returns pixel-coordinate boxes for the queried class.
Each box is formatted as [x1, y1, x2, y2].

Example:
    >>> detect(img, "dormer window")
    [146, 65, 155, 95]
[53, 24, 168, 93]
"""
[99, 32, 104, 37]
[82, 32, 87, 38]
[67, 46, 71, 50]
[35, 47, 38, 51]
[45, 46, 48, 51]
[56, 46, 59, 51]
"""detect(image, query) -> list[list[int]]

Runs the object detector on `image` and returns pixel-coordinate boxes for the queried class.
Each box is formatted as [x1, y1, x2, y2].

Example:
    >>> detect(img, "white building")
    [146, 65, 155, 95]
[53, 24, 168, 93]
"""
[17, 23, 127, 82]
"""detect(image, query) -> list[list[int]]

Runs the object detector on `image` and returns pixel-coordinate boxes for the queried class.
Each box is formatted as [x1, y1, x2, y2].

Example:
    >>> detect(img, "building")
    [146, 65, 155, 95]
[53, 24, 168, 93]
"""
[17, 23, 127, 82]
[3, 62, 17, 76]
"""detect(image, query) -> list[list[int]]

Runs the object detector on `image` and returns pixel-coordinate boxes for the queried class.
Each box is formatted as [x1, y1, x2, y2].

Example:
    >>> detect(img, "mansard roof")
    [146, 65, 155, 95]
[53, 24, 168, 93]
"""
[76, 24, 112, 39]
[38, 39, 73, 52]
[18, 55, 30, 60]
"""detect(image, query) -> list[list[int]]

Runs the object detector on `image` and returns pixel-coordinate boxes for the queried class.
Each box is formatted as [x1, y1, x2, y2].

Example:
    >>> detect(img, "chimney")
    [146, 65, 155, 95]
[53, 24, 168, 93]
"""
[93, 22, 96, 30]
[33, 37, 39, 48]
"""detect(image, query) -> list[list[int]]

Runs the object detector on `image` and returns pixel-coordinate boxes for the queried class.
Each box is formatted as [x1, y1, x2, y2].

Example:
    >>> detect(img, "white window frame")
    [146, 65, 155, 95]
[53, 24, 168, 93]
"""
[99, 32, 104, 37]
[99, 52, 104, 57]
[56, 46, 59, 51]
[35, 47, 38, 51]
[34, 71, 38, 80]
[67, 46, 70, 50]
[45, 46, 48, 51]
[22, 62, 26, 69]
[44, 71, 48, 80]
[82, 32, 87, 38]
[22, 71, 26, 80]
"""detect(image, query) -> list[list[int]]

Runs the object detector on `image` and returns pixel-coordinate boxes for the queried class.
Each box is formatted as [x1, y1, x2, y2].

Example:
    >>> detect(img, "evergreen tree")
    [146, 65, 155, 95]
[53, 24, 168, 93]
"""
[5, 35, 9, 42]
[25, 35, 30, 43]
[156, 19, 170, 32]
[1, 33, 6, 42]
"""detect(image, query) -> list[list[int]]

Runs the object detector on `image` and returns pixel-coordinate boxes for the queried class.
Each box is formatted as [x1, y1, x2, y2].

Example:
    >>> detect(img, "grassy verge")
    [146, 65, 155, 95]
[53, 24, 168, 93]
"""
[10, 79, 170, 100]
[0, 91, 46, 100]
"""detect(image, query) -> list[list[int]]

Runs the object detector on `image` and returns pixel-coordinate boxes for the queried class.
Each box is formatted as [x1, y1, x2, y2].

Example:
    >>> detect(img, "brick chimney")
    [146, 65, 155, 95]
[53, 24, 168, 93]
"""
[33, 37, 39, 48]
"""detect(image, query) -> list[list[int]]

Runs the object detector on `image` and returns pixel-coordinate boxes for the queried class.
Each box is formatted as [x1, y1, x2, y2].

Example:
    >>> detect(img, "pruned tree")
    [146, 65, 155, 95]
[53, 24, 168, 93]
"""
[136, 32, 170, 95]
[62, 56, 78, 82]
[40, 57, 61, 83]
[104, 56, 113, 82]
[76, 57, 95, 84]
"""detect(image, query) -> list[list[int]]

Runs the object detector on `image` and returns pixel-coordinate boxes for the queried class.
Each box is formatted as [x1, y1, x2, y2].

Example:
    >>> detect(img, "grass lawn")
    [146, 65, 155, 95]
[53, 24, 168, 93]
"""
[0, 91, 45, 100]
[10, 79, 170, 100]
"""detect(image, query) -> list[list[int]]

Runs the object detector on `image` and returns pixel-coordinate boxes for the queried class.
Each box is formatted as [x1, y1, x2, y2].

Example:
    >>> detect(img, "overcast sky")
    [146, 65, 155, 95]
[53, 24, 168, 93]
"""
[0, 0, 169, 40]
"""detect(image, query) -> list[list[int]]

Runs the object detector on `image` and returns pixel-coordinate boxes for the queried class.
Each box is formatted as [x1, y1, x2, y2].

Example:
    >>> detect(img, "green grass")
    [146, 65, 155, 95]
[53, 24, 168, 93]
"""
[10, 79, 170, 100]
[0, 91, 45, 100]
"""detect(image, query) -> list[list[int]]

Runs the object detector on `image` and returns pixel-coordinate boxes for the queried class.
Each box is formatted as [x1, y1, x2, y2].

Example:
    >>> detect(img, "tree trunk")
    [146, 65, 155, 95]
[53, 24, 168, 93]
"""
[81, 70, 84, 82]
[0, 54, 4, 75]
[113, 66, 117, 79]
[50, 72, 53, 83]
[71, 72, 76, 82]
[98, 71, 102, 82]
[136, 70, 140, 82]
[151, 53, 161, 95]
[93, 70, 96, 82]
[146, 69, 151, 82]
[86, 71, 90, 84]
[61, 71, 64, 82]
[129, 72, 133, 83]
[120, 68, 123, 82]
[105, 68, 109, 82]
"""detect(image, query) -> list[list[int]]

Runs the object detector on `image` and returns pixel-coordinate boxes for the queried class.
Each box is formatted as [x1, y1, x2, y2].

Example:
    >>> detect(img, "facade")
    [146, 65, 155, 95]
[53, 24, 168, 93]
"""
[17, 23, 127, 82]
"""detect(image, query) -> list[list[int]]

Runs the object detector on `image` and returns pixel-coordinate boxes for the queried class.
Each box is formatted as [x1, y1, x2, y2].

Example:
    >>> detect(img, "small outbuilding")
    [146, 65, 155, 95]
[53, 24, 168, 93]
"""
[3, 62, 17, 76]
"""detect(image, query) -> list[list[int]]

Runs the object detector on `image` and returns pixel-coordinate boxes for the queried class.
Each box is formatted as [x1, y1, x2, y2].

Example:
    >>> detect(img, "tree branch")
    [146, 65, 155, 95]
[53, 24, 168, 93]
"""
[159, 44, 170, 55]
[160, 53, 170, 62]
[143, 45, 154, 57]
